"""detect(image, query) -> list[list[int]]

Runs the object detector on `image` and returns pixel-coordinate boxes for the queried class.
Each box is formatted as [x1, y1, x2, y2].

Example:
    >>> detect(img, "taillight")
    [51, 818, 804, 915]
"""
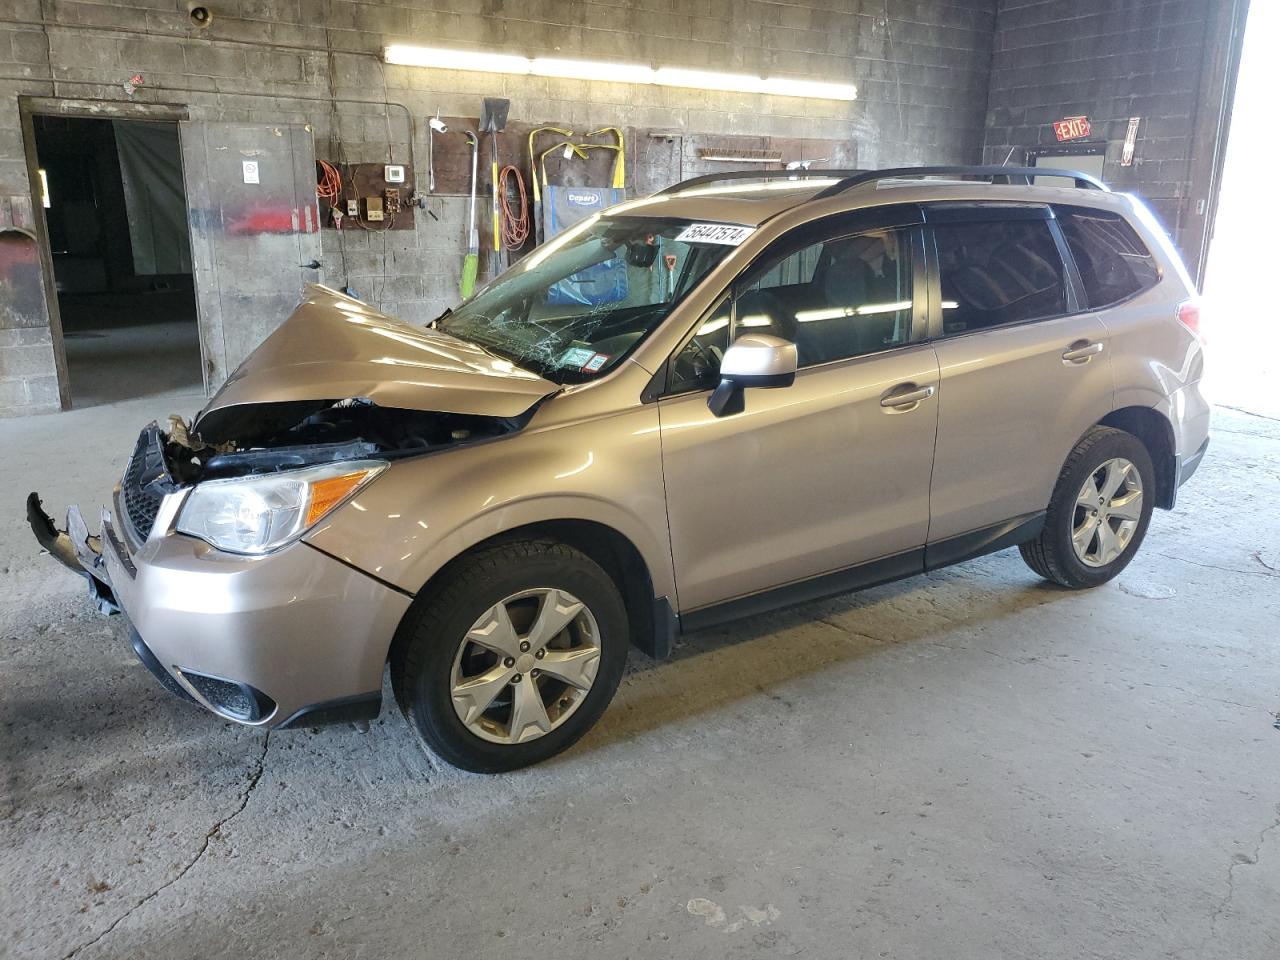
[1177, 299, 1203, 341]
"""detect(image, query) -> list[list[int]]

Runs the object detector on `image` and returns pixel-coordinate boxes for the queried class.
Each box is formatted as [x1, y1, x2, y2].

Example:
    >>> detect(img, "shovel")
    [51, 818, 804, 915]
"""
[460, 130, 479, 299]
[479, 97, 511, 273]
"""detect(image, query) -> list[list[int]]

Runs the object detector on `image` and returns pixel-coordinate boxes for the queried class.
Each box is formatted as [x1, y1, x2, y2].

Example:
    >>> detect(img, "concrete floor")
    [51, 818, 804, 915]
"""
[1, 391, 1277, 960]
[63, 320, 204, 410]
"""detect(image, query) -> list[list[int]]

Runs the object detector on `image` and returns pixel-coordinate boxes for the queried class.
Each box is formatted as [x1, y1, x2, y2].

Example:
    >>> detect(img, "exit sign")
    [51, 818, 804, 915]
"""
[1053, 116, 1091, 141]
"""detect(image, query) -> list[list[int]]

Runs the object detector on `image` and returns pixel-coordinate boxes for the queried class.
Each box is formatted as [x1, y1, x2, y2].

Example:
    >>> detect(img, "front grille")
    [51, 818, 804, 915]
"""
[120, 426, 172, 542]
[122, 447, 163, 541]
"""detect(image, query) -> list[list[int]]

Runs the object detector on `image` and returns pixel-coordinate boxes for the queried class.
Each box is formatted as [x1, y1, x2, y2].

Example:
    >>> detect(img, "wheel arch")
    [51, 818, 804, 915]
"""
[1097, 405, 1176, 508]
[389, 519, 674, 671]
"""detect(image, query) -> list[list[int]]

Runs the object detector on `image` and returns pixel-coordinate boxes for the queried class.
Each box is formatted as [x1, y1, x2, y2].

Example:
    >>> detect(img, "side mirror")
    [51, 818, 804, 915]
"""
[707, 333, 798, 417]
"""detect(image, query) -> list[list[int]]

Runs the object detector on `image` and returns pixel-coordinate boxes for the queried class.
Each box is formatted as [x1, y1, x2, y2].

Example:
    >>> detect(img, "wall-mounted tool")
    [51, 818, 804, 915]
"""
[479, 97, 510, 272]
[427, 112, 448, 192]
[460, 130, 480, 298]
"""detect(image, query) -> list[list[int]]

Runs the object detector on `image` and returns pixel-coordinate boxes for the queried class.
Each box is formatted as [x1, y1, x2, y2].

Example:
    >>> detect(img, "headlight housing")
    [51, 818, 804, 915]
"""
[176, 459, 386, 555]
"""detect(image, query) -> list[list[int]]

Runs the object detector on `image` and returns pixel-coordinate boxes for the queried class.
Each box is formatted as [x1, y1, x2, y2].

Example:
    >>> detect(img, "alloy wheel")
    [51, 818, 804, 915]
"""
[1071, 457, 1144, 568]
[450, 588, 601, 744]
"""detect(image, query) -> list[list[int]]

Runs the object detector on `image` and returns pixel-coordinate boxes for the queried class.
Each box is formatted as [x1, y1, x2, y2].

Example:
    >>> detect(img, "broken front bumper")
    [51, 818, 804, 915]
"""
[27, 428, 412, 729]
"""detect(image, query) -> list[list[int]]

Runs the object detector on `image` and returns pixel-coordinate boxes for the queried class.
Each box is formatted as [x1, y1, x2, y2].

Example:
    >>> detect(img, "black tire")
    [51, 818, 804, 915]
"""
[390, 539, 628, 773]
[1019, 426, 1156, 589]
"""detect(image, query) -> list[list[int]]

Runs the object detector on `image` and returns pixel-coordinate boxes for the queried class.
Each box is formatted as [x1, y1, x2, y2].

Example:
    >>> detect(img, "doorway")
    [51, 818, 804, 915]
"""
[30, 115, 204, 408]
[1201, 0, 1277, 419]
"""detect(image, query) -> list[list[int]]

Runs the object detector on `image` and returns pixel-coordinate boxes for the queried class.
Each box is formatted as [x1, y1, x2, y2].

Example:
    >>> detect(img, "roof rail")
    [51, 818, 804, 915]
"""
[655, 169, 866, 196]
[811, 165, 1108, 199]
[654, 164, 1108, 199]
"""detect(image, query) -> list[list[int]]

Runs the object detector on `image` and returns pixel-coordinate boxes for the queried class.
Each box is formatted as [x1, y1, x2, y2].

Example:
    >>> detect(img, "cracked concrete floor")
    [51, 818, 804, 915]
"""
[2, 394, 1277, 960]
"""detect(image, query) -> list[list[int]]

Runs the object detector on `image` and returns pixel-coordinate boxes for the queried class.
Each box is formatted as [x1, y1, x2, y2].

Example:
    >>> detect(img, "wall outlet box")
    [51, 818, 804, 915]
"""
[384, 187, 401, 215]
[365, 196, 384, 221]
[346, 199, 359, 217]
[384, 164, 405, 183]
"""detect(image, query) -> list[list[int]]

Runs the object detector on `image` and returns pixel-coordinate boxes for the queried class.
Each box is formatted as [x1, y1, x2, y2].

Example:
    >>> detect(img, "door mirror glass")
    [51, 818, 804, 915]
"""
[708, 333, 797, 417]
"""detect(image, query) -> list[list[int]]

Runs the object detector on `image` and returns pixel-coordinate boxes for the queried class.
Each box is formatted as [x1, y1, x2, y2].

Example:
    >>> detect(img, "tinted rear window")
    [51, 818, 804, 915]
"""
[1056, 206, 1160, 308]
[933, 219, 1067, 333]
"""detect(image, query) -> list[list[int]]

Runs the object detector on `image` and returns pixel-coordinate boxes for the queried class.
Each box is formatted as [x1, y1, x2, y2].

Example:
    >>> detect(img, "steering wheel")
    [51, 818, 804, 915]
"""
[672, 335, 723, 386]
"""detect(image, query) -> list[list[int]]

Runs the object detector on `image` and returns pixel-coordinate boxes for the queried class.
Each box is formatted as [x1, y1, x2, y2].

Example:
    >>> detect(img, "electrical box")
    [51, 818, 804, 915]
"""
[365, 195, 384, 222]
[346, 198, 359, 217]
[321, 162, 415, 229]
[384, 164, 405, 183]
[384, 187, 401, 216]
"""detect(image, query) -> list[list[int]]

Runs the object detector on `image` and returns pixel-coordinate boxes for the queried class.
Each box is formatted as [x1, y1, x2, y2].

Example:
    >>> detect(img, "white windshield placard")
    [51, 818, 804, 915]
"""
[674, 223, 756, 246]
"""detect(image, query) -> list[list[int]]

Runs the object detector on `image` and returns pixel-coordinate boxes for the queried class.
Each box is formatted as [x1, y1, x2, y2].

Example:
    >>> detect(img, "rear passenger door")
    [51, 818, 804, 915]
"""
[926, 204, 1114, 546]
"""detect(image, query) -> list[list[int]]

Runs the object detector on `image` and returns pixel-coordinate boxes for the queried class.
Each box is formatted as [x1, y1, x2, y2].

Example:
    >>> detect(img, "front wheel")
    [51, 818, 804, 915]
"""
[1020, 426, 1155, 589]
[391, 540, 629, 772]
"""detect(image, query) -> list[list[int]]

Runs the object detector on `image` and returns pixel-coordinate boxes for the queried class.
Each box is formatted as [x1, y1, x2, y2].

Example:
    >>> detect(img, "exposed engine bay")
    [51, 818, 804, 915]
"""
[172, 397, 533, 483]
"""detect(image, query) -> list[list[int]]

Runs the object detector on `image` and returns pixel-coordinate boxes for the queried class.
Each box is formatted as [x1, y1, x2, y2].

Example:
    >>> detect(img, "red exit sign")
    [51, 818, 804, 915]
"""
[1053, 116, 1091, 141]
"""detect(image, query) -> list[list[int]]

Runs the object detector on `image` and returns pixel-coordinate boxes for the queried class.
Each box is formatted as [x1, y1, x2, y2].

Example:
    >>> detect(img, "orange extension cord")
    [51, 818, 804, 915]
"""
[499, 164, 530, 250]
[316, 159, 342, 203]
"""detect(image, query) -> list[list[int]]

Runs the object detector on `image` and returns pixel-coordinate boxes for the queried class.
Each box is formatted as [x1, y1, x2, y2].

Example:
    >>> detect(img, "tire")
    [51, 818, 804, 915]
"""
[390, 539, 629, 773]
[1019, 426, 1155, 589]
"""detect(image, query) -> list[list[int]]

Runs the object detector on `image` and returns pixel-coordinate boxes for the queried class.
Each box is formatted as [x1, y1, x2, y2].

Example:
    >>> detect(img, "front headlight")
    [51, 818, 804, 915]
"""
[176, 459, 386, 555]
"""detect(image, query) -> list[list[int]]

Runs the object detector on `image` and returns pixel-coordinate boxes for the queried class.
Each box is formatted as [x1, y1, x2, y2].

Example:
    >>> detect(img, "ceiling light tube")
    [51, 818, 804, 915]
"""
[531, 57, 655, 84]
[384, 44, 530, 76]
[384, 45, 857, 101]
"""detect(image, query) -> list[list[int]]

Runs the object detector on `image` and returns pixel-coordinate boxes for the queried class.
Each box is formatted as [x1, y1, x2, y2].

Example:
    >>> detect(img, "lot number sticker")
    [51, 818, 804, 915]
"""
[675, 223, 756, 246]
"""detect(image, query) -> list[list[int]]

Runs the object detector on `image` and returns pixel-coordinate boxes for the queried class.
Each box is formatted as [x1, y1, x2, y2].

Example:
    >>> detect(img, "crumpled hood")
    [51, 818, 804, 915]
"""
[194, 285, 558, 435]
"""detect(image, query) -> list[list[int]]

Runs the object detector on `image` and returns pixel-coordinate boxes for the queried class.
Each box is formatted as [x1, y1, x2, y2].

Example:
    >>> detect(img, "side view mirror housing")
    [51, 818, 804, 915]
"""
[707, 333, 798, 417]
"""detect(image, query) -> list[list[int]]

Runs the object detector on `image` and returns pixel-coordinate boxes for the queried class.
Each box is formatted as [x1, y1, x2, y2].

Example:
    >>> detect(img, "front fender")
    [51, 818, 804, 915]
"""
[302, 402, 674, 603]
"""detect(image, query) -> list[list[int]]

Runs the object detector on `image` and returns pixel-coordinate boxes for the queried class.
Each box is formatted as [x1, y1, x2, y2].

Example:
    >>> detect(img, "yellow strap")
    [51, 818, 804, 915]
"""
[587, 127, 625, 189]
[527, 126, 574, 203]
[539, 141, 589, 190]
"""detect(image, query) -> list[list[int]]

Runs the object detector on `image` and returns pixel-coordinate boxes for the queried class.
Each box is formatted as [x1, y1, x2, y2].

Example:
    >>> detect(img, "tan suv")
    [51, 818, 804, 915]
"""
[30, 166, 1209, 772]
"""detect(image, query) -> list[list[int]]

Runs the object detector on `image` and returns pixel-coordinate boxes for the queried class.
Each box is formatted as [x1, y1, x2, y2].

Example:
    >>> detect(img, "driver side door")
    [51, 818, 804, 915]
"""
[657, 211, 940, 620]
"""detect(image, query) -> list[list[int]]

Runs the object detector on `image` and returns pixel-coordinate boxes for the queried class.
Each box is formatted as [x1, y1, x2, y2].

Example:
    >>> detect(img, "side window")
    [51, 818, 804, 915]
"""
[933, 219, 1067, 333]
[736, 227, 914, 369]
[745, 244, 823, 292]
[666, 225, 915, 393]
[669, 298, 731, 393]
[1056, 206, 1160, 308]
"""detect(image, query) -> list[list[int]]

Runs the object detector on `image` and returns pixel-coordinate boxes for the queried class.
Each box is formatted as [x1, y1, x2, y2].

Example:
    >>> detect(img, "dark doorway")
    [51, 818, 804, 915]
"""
[31, 115, 203, 408]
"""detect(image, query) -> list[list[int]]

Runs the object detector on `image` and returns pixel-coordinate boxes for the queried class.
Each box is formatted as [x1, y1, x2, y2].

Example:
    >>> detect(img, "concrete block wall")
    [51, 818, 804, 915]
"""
[982, 0, 1214, 258]
[0, 0, 997, 418]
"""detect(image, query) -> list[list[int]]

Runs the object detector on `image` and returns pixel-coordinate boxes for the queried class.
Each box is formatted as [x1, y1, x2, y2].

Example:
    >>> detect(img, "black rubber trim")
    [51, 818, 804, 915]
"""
[275, 692, 383, 729]
[924, 512, 1046, 571]
[130, 628, 197, 704]
[681, 549, 925, 633]
[636, 596, 678, 659]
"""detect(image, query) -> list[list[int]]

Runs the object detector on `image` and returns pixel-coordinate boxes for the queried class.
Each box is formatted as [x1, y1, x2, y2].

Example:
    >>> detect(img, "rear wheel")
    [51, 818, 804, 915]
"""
[391, 540, 628, 772]
[1020, 427, 1155, 589]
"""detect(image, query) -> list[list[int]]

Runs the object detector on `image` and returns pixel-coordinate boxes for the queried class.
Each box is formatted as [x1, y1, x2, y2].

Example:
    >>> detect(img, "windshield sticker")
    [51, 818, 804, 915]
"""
[582, 353, 610, 373]
[558, 346, 596, 368]
[674, 223, 756, 246]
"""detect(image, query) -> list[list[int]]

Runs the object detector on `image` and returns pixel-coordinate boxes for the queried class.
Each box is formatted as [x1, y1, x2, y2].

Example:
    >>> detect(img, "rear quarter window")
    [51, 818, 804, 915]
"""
[1056, 206, 1160, 308]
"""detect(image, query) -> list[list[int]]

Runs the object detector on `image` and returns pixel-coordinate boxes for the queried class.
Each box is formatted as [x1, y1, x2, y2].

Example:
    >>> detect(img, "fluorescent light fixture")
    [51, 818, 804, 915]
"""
[37, 168, 50, 208]
[384, 45, 856, 101]
[738, 314, 773, 327]
[796, 307, 847, 323]
[385, 44, 529, 74]
[654, 66, 764, 94]
[532, 57, 655, 84]
[765, 77, 859, 100]
[857, 300, 911, 315]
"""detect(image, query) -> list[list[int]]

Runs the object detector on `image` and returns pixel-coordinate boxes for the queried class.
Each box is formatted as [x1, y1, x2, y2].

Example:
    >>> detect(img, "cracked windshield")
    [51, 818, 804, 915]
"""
[437, 216, 745, 383]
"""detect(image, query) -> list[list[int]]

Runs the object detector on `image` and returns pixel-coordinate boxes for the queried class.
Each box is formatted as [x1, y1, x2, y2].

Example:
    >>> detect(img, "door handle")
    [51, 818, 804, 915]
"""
[1062, 340, 1104, 363]
[880, 384, 935, 409]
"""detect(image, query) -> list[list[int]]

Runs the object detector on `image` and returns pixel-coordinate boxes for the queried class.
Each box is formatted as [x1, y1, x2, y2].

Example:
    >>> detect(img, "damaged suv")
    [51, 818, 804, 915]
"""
[30, 166, 1209, 772]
